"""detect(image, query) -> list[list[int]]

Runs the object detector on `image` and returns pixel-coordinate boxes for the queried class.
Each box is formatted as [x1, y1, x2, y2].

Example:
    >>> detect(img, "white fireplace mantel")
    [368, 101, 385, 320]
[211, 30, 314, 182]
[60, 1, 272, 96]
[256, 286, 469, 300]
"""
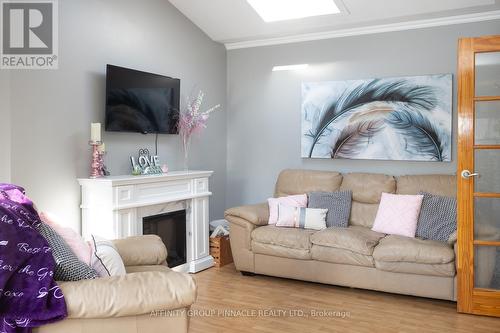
[78, 170, 214, 273]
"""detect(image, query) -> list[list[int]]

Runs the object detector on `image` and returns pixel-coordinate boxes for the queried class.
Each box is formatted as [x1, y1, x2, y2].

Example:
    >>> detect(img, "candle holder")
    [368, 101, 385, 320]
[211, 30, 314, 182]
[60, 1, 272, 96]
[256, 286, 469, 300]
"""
[89, 141, 103, 178]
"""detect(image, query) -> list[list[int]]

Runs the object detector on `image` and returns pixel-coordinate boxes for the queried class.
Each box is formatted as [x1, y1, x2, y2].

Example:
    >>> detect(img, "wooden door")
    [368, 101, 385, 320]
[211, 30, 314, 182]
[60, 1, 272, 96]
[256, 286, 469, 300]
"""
[457, 35, 500, 317]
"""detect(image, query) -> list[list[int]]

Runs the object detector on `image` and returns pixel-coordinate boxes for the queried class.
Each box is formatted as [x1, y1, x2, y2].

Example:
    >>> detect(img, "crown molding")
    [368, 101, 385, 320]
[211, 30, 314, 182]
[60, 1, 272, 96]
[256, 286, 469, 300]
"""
[225, 10, 500, 50]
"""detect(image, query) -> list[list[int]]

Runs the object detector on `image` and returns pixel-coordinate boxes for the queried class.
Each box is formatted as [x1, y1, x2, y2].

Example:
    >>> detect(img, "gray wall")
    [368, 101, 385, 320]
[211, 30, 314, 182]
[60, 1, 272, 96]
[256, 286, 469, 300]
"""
[9, 0, 227, 231]
[226, 20, 500, 208]
[0, 71, 11, 183]
[6, 2, 500, 230]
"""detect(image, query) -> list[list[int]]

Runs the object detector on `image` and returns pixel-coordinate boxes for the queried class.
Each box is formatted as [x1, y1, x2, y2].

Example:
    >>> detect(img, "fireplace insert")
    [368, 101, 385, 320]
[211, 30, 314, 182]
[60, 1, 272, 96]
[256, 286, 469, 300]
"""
[143, 210, 186, 268]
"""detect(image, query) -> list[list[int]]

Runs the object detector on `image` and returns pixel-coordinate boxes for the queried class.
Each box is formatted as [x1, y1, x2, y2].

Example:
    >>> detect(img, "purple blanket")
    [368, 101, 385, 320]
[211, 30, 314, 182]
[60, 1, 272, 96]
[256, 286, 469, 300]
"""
[0, 184, 67, 333]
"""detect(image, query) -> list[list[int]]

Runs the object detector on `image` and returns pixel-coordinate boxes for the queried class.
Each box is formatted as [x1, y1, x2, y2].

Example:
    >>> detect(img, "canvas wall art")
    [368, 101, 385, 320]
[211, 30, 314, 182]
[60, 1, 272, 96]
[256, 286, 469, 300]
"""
[301, 74, 452, 161]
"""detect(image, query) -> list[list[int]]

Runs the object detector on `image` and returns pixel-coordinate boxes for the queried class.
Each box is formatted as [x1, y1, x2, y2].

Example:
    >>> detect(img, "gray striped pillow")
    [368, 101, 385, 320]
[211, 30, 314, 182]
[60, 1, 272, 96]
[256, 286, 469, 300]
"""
[416, 192, 457, 242]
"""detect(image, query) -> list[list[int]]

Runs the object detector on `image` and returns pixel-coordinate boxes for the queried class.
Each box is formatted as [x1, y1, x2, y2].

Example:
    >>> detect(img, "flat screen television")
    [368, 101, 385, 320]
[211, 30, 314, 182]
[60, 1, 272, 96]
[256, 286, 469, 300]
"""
[105, 65, 180, 134]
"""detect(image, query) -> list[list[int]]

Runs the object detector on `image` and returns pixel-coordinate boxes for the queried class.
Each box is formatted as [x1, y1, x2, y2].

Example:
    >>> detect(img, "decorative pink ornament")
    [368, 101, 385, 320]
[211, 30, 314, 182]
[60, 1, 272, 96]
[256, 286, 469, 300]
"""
[178, 90, 220, 170]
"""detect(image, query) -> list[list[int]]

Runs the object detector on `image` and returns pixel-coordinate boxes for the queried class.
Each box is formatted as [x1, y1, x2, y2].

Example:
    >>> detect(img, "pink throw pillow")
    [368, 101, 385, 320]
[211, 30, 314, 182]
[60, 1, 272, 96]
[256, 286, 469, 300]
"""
[268, 194, 307, 224]
[40, 212, 93, 265]
[371, 193, 424, 238]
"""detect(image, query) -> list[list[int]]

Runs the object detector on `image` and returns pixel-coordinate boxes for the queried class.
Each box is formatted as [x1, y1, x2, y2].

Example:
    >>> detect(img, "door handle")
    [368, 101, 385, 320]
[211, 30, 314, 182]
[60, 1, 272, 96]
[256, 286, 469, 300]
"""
[461, 170, 479, 179]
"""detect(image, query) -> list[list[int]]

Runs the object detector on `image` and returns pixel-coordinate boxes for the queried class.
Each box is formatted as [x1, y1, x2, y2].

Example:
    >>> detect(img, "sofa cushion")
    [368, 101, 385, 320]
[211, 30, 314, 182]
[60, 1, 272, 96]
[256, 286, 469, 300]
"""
[58, 266, 196, 318]
[373, 235, 455, 264]
[312, 245, 375, 267]
[349, 201, 379, 228]
[340, 173, 396, 204]
[310, 226, 385, 256]
[251, 225, 315, 250]
[252, 242, 311, 260]
[274, 169, 342, 197]
[374, 260, 455, 277]
[396, 174, 456, 197]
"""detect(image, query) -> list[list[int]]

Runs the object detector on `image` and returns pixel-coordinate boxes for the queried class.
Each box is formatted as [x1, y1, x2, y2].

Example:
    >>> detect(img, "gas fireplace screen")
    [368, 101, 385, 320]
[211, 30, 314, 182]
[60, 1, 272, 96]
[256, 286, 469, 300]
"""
[142, 210, 187, 268]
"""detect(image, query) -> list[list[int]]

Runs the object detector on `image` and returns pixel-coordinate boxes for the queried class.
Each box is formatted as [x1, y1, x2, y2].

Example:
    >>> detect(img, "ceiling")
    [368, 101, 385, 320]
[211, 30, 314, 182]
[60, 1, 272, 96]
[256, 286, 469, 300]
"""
[168, 0, 500, 49]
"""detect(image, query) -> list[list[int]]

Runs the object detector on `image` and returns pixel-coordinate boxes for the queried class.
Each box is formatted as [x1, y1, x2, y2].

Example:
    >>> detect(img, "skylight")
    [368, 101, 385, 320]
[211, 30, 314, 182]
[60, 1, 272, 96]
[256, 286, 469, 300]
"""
[247, 0, 340, 22]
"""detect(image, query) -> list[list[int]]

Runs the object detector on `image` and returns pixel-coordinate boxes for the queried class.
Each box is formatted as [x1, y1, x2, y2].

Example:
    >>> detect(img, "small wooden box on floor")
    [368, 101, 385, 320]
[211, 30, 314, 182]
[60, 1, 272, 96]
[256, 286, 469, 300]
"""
[209, 236, 233, 268]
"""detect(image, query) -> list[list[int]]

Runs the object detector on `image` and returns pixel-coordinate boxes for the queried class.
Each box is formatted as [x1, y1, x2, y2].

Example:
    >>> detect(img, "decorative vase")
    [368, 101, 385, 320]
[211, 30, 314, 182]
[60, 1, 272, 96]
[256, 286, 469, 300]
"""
[182, 137, 191, 172]
[178, 91, 220, 173]
[183, 150, 189, 171]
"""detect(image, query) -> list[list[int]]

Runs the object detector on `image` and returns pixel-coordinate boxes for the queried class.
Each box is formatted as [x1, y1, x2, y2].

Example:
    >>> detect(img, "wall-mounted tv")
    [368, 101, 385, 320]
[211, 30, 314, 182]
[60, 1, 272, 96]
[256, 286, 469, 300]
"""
[105, 65, 180, 134]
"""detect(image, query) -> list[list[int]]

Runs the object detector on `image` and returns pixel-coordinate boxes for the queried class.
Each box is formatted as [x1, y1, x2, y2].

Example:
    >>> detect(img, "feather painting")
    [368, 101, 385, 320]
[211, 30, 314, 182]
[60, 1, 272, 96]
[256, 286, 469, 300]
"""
[331, 120, 385, 159]
[301, 74, 452, 161]
[386, 108, 446, 161]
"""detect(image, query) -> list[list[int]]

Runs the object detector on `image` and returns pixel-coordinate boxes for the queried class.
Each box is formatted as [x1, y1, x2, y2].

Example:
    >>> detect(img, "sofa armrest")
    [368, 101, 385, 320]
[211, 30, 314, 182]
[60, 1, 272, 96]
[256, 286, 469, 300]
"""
[225, 203, 269, 227]
[59, 269, 196, 319]
[113, 235, 167, 267]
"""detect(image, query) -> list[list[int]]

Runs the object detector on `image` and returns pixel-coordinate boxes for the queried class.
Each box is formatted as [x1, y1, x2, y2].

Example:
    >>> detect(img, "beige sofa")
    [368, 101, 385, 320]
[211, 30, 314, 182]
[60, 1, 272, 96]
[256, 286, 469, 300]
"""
[34, 235, 196, 333]
[226, 169, 458, 301]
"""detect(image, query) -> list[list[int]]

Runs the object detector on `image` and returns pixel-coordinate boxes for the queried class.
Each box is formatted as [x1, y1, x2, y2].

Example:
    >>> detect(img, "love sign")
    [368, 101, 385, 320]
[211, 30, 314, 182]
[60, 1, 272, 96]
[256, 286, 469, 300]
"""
[130, 149, 163, 175]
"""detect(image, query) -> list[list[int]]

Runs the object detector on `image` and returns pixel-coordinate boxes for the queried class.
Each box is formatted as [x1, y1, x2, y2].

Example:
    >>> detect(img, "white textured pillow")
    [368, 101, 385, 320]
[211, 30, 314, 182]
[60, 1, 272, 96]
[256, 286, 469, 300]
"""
[90, 235, 126, 277]
[276, 204, 327, 230]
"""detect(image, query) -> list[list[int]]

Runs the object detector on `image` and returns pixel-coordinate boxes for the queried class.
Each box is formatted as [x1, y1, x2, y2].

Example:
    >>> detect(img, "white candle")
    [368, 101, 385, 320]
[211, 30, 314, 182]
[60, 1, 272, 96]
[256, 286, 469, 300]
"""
[98, 143, 105, 152]
[91, 123, 101, 142]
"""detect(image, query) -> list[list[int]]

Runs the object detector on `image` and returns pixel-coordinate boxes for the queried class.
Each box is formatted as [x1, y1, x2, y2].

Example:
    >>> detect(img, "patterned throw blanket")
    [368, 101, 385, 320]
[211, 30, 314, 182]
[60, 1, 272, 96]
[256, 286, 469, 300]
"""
[0, 184, 67, 333]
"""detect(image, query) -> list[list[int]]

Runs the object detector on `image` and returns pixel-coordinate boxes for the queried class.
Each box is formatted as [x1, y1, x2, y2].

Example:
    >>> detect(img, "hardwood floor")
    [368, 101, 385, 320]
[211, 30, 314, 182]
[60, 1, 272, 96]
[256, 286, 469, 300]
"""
[189, 264, 499, 333]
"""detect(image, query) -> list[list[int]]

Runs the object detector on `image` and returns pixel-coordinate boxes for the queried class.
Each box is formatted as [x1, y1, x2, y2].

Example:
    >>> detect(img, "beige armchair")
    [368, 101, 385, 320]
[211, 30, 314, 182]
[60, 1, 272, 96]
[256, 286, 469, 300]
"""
[34, 235, 196, 333]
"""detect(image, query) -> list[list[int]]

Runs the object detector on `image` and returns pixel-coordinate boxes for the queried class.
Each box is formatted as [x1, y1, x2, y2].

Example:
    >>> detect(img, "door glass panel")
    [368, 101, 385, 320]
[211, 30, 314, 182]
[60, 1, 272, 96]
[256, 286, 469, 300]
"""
[474, 246, 500, 290]
[475, 101, 500, 145]
[475, 52, 500, 96]
[474, 150, 500, 193]
[474, 198, 500, 241]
